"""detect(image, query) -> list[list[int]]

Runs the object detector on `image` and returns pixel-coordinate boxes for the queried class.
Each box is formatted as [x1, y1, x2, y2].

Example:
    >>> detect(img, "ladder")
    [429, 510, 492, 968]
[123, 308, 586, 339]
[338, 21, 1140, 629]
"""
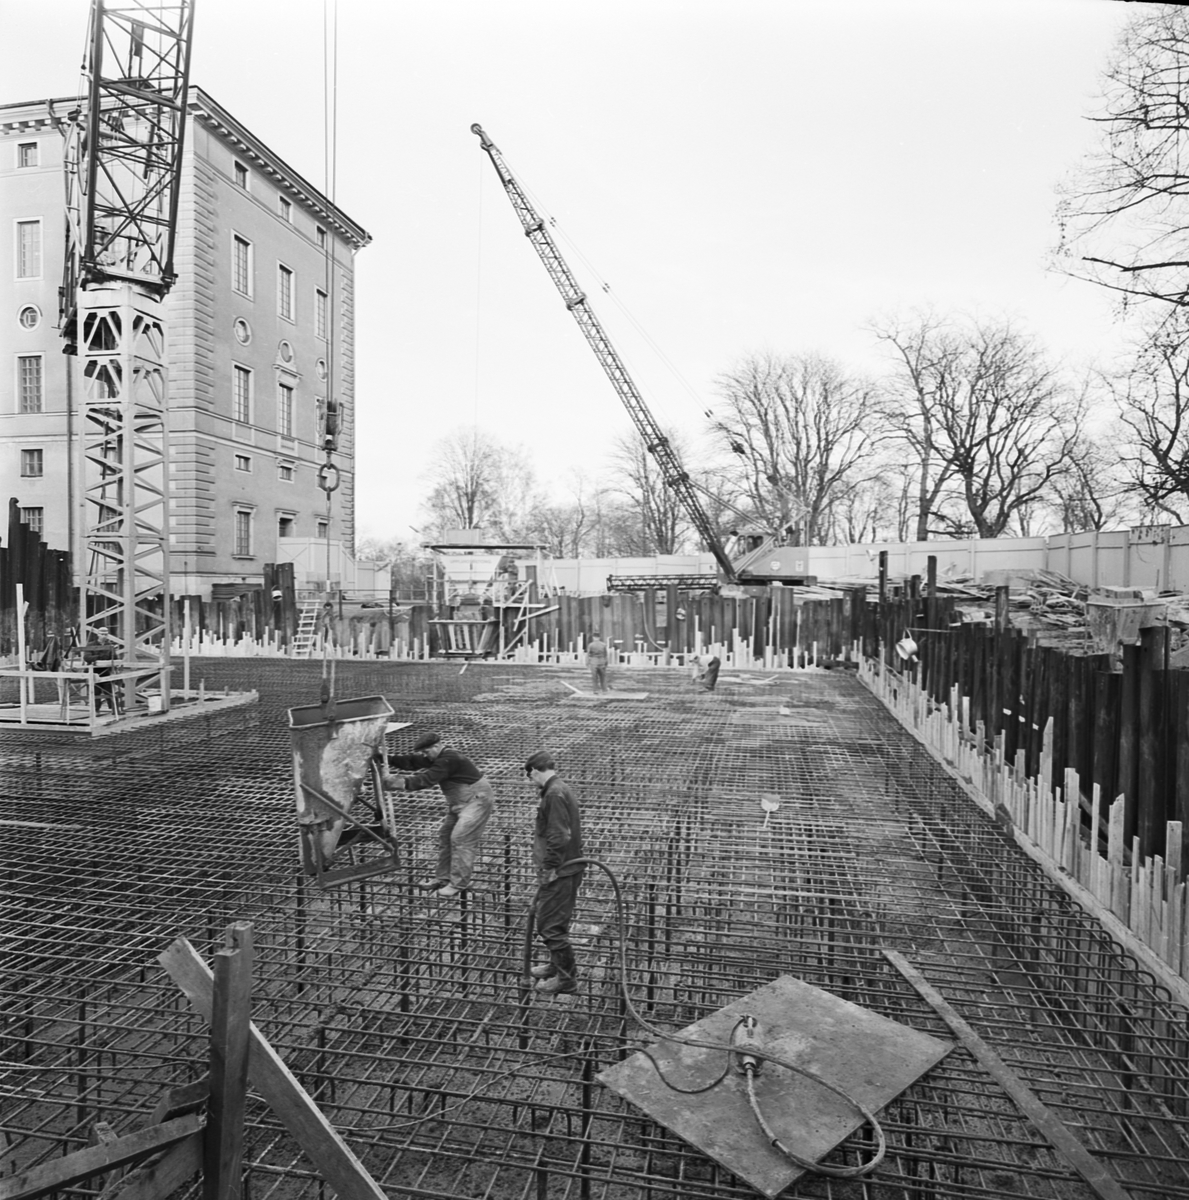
[292, 601, 320, 659]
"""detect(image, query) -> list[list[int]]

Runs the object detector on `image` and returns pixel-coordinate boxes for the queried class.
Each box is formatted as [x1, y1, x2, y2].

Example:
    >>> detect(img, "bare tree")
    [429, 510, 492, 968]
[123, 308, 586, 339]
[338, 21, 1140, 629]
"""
[709, 353, 878, 545]
[1109, 312, 1189, 521]
[421, 427, 541, 541]
[873, 315, 963, 540]
[1048, 431, 1133, 532]
[528, 471, 603, 557]
[877, 316, 1082, 539]
[607, 428, 693, 554]
[422, 427, 503, 534]
[1057, 7, 1189, 307]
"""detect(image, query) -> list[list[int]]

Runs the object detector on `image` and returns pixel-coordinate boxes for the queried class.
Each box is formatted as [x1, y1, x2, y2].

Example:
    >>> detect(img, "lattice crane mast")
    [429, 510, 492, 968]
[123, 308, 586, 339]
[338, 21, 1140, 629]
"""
[60, 0, 196, 714]
[472, 124, 738, 584]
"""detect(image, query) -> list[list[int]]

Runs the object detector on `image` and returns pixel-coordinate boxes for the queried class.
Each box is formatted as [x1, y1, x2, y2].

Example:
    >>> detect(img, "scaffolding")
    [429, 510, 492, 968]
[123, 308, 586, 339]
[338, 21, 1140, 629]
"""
[4, 661, 1189, 1199]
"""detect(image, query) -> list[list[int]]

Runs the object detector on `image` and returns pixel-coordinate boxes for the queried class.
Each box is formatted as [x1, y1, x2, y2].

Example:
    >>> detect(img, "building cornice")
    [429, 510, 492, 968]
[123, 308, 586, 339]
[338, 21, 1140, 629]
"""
[0, 90, 372, 251]
[188, 87, 371, 250]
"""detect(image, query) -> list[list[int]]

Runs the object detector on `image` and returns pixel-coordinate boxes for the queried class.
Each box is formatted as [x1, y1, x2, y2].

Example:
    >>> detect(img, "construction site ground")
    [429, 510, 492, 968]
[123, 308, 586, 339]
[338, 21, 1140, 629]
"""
[4, 659, 1189, 1200]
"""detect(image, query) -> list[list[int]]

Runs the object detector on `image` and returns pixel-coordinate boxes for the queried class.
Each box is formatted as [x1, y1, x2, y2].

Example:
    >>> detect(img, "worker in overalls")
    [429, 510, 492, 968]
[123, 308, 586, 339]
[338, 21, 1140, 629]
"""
[384, 733, 495, 897]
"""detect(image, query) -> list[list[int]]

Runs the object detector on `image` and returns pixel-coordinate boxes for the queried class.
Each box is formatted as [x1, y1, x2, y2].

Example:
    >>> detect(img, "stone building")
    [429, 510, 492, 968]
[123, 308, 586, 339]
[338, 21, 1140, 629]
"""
[0, 87, 370, 598]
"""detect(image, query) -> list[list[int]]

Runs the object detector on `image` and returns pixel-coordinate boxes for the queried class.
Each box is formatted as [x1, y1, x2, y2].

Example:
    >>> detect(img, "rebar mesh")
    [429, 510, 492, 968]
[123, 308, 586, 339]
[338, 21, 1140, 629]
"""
[4, 659, 1189, 1200]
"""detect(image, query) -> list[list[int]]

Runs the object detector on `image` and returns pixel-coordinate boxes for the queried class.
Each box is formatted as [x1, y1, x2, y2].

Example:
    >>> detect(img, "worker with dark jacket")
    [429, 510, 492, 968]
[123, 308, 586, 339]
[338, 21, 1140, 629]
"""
[385, 734, 495, 897]
[525, 751, 585, 996]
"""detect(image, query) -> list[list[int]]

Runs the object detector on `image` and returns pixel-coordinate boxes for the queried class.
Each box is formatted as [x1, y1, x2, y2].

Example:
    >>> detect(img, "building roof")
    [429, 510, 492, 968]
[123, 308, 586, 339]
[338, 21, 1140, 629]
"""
[0, 88, 371, 251]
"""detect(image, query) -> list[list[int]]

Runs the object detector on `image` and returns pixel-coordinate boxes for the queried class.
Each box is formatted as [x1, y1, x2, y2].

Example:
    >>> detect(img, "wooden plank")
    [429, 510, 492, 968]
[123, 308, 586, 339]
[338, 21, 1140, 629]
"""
[1117, 643, 1140, 849]
[1175, 673, 1189, 883]
[158, 938, 387, 1200]
[883, 950, 1133, 1200]
[98, 1134, 203, 1200]
[1137, 626, 1167, 861]
[206, 923, 253, 1200]
[148, 1077, 209, 1126]
[0, 1116, 201, 1200]
[1092, 671, 1119, 827]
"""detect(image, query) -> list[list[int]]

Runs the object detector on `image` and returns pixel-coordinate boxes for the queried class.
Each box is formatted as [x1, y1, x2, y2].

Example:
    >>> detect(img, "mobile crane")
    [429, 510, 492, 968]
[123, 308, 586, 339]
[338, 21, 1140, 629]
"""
[472, 125, 816, 591]
[59, 0, 195, 713]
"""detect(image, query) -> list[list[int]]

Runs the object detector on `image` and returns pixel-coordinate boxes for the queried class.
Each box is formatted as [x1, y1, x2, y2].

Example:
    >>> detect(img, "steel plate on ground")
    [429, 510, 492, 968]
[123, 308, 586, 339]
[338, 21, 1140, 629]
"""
[598, 974, 952, 1197]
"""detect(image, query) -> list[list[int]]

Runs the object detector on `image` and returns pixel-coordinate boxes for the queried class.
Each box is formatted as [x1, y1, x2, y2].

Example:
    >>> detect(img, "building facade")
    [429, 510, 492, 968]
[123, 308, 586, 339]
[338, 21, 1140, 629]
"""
[0, 88, 370, 599]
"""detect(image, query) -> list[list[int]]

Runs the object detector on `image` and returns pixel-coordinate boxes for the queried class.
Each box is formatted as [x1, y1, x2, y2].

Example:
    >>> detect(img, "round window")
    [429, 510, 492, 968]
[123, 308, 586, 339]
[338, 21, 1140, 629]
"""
[18, 305, 41, 330]
[233, 318, 252, 345]
[278, 340, 295, 363]
[316, 358, 328, 381]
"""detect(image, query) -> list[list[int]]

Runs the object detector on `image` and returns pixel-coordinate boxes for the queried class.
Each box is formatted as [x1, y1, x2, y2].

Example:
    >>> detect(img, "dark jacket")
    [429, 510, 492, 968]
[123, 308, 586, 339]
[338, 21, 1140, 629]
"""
[389, 747, 484, 804]
[534, 775, 584, 877]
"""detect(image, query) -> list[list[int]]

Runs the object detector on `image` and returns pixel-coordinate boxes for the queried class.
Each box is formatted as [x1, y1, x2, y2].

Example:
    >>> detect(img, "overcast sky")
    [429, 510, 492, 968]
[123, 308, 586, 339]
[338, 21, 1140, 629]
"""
[3, 0, 1136, 546]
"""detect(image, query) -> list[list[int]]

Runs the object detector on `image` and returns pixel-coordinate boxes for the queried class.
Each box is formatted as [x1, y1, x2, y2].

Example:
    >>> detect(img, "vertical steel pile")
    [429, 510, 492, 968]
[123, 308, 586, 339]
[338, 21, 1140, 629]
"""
[3, 658, 1189, 1199]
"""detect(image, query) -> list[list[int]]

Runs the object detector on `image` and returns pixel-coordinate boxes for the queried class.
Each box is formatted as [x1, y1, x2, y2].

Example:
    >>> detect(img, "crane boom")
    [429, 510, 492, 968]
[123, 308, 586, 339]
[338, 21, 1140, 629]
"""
[471, 124, 737, 583]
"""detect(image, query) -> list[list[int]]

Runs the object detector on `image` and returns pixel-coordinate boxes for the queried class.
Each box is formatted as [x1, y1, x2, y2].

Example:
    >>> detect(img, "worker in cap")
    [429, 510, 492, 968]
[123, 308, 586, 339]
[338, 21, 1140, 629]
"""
[385, 733, 496, 897]
[525, 751, 585, 996]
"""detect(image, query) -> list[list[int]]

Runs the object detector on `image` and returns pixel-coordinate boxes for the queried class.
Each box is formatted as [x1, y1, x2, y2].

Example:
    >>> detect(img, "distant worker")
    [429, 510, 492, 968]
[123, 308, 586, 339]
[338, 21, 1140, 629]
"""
[698, 654, 721, 692]
[384, 733, 495, 897]
[525, 751, 585, 996]
[320, 600, 336, 647]
[586, 631, 609, 693]
[497, 554, 519, 601]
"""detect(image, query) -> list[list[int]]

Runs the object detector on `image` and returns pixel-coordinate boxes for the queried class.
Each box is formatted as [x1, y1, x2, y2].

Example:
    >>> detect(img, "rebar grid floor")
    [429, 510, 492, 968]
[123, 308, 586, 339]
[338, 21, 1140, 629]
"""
[4, 660, 1189, 1200]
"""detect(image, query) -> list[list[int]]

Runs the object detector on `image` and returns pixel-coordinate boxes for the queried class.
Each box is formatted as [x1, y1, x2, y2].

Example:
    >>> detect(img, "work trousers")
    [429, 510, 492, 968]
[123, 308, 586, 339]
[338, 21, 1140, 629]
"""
[536, 872, 583, 980]
[589, 665, 607, 693]
[436, 777, 495, 888]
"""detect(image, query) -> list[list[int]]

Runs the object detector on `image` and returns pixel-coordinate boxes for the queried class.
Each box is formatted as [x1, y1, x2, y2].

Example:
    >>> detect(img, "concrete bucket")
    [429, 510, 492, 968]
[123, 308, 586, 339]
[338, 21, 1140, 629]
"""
[288, 694, 398, 886]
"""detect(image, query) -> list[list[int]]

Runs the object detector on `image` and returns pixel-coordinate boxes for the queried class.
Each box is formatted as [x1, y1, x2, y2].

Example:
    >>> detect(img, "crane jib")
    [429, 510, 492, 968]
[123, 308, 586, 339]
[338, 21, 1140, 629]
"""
[473, 122, 738, 584]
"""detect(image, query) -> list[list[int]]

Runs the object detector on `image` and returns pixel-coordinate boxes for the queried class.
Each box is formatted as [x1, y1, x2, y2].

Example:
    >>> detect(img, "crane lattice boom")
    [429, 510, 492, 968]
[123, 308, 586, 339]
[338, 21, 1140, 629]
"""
[472, 124, 736, 582]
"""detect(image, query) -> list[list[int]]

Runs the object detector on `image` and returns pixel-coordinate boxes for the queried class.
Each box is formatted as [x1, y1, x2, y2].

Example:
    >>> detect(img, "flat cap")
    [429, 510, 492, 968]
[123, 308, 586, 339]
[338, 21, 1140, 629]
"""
[413, 733, 442, 752]
[524, 751, 556, 774]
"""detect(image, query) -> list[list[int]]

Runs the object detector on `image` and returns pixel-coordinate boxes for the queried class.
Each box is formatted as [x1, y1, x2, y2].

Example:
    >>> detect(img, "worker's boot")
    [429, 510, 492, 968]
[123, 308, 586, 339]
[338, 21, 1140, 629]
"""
[529, 962, 556, 979]
[535, 947, 577, 995]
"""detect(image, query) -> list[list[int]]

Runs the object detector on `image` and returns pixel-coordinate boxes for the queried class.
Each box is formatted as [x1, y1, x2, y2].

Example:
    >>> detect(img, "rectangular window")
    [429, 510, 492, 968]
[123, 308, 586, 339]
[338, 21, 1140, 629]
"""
[316, 519, 329, 540]
[232, 235, 252, 297]
[234, 509, 253, 557]
[315, 289, 328, 339]
[234, 454, 251, 472]
[277, 382, 294, 437]
[232, 365, 252, 423]
[16, 220, 41, 278]
[234, 161, 248, 188]
[20, 448, 44, 476]
[279, 196, 291, 222]
[17, 355, 43, 412]
[278, 461, 294, 482]
[316, 226, 326, 249]
[278, 515, 295, 539]
[277, 264, 294, 321]
[17, 142, 38, 168]
[20, 506, 44, 533]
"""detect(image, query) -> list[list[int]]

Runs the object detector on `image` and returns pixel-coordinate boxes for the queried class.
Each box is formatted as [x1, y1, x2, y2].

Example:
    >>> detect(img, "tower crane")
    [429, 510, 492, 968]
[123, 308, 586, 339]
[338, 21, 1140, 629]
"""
[471, 123, 741, 586]
[60, 0, 196, 714]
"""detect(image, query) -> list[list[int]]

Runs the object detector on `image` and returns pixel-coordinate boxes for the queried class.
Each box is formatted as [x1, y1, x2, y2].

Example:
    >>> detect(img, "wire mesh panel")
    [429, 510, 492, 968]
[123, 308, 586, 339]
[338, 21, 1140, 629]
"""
[4, 659, 1189, 1200]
